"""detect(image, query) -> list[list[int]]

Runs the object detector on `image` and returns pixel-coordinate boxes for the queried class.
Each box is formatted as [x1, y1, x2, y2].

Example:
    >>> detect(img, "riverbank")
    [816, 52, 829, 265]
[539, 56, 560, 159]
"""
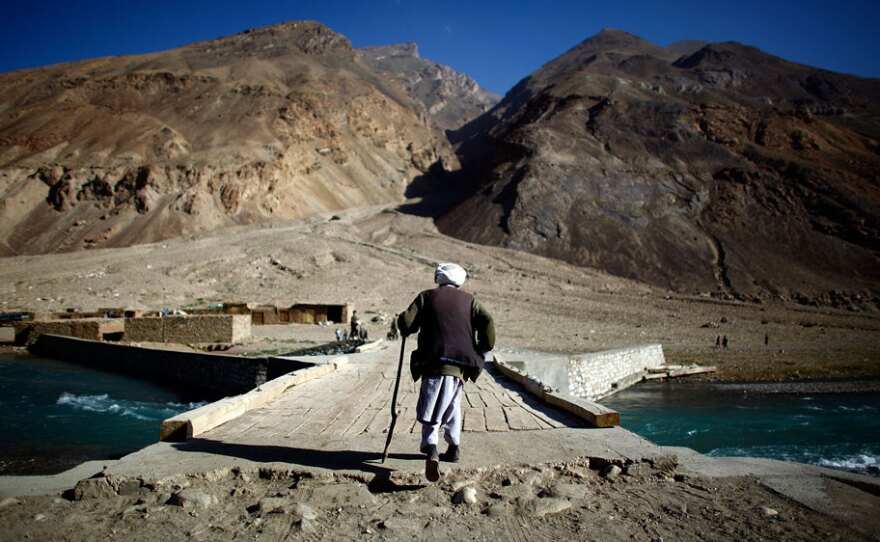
[668, 347, 880, 382]
[710, 379, 880, 394]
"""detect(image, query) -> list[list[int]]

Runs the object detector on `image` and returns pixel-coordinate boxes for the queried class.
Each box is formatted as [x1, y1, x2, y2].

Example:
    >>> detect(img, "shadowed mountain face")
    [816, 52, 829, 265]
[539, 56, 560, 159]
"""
[359, 42, 501, 131]
[440, 29, 880, 306]
[0, 21, 457, 255]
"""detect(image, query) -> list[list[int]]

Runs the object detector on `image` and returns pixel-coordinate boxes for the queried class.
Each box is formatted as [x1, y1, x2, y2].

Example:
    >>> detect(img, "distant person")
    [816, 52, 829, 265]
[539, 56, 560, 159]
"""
[764, 333, 769, 346]
[722, 335, 729, 349]
[388, 316, 399, 340]
[335, 328, 343, 342]
[714, 335, 721, 349]
[350, 310, 361, 340]
[397, 262, 495, 482]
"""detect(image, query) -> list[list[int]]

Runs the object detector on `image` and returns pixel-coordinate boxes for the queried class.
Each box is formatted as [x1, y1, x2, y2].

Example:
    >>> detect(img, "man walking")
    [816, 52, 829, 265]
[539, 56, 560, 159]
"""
[397, 263, 495, 481]
[350, 310, 361, 340]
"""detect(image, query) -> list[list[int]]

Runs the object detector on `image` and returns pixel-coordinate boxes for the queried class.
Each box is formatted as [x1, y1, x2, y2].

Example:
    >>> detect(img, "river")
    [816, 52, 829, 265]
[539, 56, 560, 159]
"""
[600, 380, 880, 477]
[0, 352, 207, 475]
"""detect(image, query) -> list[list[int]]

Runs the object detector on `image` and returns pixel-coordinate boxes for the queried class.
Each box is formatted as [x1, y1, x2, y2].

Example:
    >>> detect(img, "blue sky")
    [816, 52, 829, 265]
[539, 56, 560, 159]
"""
[2, 0, 878, 95]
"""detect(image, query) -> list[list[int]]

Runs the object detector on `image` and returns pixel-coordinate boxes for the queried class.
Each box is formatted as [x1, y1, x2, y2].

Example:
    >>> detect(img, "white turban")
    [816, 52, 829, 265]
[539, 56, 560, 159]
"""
[434, 262, 467, 287]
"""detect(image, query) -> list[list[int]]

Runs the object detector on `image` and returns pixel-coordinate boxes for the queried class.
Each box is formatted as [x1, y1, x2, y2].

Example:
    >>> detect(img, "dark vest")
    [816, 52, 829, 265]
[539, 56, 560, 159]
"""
[416, 286, 483, 372]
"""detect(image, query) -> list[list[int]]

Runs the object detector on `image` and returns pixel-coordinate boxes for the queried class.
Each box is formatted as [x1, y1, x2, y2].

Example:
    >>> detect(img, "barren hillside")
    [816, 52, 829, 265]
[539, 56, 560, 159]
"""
[441, 30, 880, 307]
[0, 21, 456, 256]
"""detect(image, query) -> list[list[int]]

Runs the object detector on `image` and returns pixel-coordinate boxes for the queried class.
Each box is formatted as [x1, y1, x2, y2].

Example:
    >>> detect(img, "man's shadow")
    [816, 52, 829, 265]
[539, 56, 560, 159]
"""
[172, 439, 422, 476]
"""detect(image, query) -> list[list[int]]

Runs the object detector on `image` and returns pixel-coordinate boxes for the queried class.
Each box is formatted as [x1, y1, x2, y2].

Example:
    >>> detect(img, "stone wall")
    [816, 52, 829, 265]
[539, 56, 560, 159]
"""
[31, 335, 267, 398]
[125, 315, 251, 344]
[14, 318, 125, 345]
[510, 344, 666, 402]
[505, 356, 569, 393]
[567, 344, 665, 401]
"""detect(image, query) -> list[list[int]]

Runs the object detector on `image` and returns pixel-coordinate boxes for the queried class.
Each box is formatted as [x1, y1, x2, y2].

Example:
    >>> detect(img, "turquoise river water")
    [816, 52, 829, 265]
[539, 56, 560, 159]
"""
[0, 352, 207, 475]
[3, 352, 879, 478]
[601, 381, 880, 477]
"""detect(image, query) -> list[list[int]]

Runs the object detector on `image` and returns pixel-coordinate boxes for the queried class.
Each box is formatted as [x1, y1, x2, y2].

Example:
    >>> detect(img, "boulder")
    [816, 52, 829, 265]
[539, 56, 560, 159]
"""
[167, 489, 218, 510]
[73, 478, 117, 501]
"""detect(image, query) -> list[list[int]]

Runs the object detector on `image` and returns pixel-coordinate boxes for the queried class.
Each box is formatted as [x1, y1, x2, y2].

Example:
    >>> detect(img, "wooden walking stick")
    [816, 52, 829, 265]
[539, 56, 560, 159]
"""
[381, 335, 406, 463]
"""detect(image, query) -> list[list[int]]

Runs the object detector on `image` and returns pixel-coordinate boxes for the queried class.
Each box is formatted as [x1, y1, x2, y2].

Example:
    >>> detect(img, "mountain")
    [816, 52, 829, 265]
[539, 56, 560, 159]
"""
[359, 42, 500, 131]
[0, 21, 457, 255]
[439, 29, 880, 306]
[665, 39, 710, 58]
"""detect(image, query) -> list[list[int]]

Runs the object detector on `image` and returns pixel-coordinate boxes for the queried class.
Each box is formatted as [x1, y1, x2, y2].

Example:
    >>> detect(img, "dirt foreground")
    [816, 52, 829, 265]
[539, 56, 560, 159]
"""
[0, 458, 878, 542]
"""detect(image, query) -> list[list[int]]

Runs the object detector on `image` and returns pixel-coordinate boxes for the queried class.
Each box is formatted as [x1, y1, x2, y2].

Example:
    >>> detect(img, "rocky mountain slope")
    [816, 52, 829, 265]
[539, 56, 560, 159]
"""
[359, 42, 500, 131]
[440, 29, 880, 306]
[0, 21, 457, 255]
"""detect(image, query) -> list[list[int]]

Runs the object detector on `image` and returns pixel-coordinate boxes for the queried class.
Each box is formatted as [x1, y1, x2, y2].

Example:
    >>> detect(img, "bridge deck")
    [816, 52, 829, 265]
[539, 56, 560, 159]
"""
[18, 343, 667, 488]
[209, 344, 587, 445]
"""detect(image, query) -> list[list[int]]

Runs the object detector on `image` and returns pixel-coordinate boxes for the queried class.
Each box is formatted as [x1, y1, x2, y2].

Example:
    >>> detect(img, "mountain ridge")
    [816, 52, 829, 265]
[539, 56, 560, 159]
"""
[439, 29, 880, 306]
[359, 42, 501, 131]
[0, 21, 458, 255]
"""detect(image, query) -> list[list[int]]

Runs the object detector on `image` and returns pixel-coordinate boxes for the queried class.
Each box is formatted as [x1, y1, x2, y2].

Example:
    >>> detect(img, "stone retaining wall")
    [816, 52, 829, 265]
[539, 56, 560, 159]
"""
[125, 315, 251, 344]
[568, 344, 665, 400]
[30, 335, 267, 398]
[507, 344, 666, 401]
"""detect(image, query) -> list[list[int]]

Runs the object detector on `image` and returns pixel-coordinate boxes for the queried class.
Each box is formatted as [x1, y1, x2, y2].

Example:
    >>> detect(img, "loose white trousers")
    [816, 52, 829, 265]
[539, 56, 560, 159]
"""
[416, 375, 463, 448]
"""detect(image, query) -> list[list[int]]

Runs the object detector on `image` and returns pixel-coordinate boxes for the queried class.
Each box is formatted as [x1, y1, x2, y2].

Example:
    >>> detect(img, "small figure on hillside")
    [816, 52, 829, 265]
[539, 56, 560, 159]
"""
[722, 335, 729, 349]
[350, 310, 361, 340]
[714, 335, 721, 349]
[397, 262, 495, 482]
[335, 328, 343, 342]
[359, 325, 368, 341]
[764, 333, 769, 346]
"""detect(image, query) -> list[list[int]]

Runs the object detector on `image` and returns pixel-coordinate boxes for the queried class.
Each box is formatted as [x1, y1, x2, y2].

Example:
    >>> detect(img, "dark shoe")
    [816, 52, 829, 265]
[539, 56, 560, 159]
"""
[424, 444, 440, 482]
[441, 444, 460, 463]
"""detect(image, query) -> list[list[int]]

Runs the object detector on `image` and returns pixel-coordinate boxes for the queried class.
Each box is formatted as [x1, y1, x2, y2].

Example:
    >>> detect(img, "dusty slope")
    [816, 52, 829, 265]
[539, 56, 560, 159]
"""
[0, 21, 456, 256]
[442, 29, 880, 306]
[2, 203, 879, 381]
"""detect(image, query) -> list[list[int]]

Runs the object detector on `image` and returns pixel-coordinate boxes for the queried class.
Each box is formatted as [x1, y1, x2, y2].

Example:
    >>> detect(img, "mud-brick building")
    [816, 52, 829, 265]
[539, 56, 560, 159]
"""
[247, 303, 352, 325]
[287, 303, 352, 324]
